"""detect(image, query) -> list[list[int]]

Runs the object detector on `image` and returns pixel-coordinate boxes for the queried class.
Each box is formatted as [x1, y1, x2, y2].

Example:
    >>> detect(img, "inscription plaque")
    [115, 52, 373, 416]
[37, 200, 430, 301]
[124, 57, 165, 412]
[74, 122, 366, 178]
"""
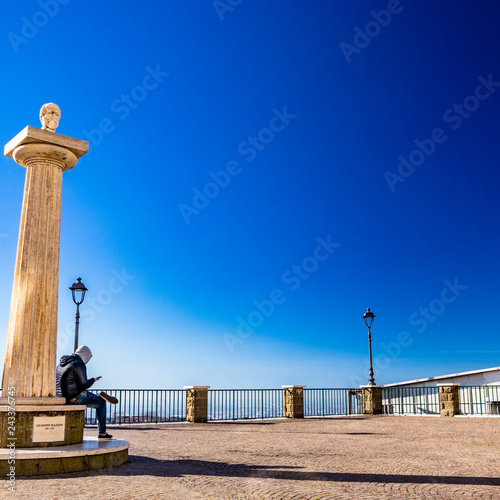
[32, 416, 66, 442]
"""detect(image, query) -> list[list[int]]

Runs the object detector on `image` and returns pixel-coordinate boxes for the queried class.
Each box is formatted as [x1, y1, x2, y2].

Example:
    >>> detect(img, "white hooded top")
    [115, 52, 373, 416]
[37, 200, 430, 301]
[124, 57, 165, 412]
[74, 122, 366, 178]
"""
[75, 345, 92, 364]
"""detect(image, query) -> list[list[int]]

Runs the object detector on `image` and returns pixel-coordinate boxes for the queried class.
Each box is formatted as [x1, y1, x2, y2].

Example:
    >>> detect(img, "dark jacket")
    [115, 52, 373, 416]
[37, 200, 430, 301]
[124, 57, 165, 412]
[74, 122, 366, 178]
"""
[56, 354, 95, 401]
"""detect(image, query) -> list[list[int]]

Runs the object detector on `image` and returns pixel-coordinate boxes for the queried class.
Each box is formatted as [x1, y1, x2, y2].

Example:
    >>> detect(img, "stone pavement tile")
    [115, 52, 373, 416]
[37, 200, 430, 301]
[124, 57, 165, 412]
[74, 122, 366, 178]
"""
[3, 416, 500, 499]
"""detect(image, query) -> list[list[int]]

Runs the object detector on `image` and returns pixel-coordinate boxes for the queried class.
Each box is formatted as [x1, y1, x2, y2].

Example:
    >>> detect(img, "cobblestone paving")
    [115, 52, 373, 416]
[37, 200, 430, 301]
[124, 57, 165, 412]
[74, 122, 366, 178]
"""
[3, 415, 500, 499]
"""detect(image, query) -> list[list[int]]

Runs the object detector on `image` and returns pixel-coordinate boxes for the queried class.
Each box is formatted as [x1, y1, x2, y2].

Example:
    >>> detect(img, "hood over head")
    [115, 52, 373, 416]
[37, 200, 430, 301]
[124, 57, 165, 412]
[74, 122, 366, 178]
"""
[74, 345, 92, 364]
[59, 354, 80, 367]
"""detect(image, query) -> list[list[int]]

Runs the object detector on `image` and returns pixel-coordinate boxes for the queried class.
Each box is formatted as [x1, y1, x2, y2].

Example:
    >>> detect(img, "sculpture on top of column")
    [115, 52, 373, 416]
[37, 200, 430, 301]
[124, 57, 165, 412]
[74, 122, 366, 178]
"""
[39, 103, 61, 132]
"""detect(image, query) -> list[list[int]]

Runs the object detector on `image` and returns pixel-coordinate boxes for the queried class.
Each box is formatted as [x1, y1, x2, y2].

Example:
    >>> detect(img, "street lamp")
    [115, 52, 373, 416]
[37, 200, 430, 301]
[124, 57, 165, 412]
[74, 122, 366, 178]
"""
[69, 277, 88, 352]
[362, 308, 376, 386]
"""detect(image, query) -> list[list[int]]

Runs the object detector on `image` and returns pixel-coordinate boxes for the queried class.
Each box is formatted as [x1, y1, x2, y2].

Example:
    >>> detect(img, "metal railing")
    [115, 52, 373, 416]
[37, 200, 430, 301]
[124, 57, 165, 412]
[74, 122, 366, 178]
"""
[459, 386, 500, 415]
[85, 389, 186, 425]
[382, 387, 440, 415]
[304, 388, 362, 416]
[83, 385, 500, 424]
[208, 389, 283, 420]
[85, 388, 363, 424]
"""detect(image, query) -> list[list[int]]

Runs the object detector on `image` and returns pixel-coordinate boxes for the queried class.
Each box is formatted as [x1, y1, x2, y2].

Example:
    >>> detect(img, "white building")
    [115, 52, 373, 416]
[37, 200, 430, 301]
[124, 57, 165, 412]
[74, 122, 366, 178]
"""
[384, 366, 500, 388]
[382, 367, 500, 416]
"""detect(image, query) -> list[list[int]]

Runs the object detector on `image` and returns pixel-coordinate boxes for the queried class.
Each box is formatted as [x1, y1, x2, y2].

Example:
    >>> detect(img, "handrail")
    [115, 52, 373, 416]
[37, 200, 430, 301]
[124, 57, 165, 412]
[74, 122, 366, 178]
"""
[81, 385, 500, 424]
[85, 389, 186, 425]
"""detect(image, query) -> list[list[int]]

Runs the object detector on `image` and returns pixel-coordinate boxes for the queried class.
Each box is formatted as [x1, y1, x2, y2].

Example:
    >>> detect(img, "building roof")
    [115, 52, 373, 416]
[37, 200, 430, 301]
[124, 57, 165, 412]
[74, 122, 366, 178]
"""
[384, 366, 500, 387]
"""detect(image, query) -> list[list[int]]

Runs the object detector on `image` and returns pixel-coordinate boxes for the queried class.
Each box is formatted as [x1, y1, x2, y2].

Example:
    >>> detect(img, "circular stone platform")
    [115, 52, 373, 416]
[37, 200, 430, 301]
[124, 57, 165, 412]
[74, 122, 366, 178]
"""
[0, 438, 129, 476]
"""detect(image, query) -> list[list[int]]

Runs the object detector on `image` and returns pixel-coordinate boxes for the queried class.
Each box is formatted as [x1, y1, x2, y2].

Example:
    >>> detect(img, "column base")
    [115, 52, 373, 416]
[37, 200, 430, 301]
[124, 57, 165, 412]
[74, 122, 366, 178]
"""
[0, 438, 129, 477]
[0, 405, 86, 448]
[0, 397, 66, 406]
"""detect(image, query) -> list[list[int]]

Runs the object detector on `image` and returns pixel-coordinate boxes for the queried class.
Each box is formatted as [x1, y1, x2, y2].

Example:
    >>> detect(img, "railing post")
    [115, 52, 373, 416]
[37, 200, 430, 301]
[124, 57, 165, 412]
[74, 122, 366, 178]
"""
[360, 385, 383, 415]
[118, 390, 122, 424]
[184, 386, 210, 423]
[155, 391, 158, 424]
[282, 385, 306, 418]
[437, 383, 460, 417]
[232, 390, 235, 420]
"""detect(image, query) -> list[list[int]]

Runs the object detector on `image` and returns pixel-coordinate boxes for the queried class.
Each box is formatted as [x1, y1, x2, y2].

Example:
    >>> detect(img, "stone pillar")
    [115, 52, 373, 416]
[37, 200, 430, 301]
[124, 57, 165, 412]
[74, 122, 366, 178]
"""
[282, 385, 305, 418]
[438, 383, 460, 417]
[0, 106, 130, 468]
[360, 385, 383, 415]
[184, 386, 210, 423]
[1, 122, 88, 404]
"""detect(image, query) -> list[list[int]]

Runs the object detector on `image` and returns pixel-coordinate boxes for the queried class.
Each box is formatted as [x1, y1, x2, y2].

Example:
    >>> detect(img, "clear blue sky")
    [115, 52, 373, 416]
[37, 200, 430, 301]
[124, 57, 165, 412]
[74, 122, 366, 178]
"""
[1, 1, 499, 389]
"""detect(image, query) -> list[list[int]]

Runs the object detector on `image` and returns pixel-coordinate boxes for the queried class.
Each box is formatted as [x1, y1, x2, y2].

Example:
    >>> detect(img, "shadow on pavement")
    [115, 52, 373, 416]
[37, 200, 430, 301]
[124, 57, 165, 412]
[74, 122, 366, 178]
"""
[30, 455, 500, 487]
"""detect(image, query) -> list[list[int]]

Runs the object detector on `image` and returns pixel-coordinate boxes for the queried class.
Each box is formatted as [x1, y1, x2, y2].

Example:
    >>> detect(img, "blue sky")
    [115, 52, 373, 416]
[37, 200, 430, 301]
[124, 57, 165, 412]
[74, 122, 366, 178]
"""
[1, 1, 499, 389]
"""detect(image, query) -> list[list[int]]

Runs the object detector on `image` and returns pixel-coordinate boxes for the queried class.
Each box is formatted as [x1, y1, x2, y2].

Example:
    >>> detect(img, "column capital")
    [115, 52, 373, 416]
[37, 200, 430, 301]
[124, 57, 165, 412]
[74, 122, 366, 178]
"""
[4, 125, 88, 161]
[13, 144, 78, 171]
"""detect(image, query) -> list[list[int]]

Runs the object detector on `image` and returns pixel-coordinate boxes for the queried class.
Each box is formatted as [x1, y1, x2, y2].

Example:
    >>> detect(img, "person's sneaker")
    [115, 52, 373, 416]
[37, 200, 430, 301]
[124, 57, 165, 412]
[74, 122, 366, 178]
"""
[98, 433, 113, 439]
[99, 392, 118, 405]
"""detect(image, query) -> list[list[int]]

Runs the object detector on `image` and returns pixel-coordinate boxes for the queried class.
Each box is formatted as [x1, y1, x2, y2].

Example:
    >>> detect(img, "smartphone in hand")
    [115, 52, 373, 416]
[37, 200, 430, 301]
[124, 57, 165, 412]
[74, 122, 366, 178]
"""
[95, 376, 102, 380]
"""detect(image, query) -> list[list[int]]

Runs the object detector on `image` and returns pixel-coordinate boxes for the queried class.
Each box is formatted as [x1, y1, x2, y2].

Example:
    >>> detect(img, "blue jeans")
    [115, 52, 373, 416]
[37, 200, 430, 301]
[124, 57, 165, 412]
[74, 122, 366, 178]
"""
[72, 390, 107, 434]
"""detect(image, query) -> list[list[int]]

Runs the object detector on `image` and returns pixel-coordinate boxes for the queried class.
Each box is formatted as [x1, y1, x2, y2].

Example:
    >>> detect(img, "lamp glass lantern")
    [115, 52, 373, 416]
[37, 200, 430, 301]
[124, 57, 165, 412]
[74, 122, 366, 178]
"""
[69, 278, 88, 352]
[70, 277, 87, 305]
[363, 308, 375, 328]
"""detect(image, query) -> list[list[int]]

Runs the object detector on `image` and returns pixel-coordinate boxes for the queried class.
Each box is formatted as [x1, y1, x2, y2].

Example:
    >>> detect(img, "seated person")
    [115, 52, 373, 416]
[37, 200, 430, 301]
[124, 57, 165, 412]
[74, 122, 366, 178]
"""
[56, 345, 117, 439]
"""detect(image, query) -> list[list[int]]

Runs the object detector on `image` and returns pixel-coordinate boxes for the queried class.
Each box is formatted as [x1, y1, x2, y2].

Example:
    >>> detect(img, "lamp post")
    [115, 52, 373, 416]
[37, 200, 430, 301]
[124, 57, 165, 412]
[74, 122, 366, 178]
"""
[70, 277, 88, 352]
[362, 308, 376, 386]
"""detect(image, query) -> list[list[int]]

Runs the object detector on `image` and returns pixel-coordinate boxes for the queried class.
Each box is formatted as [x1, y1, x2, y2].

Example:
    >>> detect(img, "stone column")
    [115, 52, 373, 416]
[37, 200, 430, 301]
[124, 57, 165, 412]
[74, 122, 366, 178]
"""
[360, 385, 383, 415]
[438, 383, 460, 417]
[0, 107, 131, 466]
[282, 385, 305, 418]
[1, 116, 88, 405]
[184, 386, 210, 423]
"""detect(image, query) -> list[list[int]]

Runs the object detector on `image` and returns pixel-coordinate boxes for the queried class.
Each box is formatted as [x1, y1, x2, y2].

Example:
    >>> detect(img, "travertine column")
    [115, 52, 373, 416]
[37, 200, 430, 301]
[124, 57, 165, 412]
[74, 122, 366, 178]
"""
[1, 115, 88, 404]
[282, 385, 305, 418]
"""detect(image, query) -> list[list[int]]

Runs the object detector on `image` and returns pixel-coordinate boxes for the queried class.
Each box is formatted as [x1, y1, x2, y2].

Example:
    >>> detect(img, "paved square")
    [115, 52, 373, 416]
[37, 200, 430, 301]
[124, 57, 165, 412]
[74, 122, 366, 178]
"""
[5, 415, 500, 499]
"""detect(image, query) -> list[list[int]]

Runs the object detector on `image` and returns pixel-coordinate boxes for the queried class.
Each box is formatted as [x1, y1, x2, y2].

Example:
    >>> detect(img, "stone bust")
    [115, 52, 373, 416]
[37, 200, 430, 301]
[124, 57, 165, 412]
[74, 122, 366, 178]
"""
[39, 103, 61, 132]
